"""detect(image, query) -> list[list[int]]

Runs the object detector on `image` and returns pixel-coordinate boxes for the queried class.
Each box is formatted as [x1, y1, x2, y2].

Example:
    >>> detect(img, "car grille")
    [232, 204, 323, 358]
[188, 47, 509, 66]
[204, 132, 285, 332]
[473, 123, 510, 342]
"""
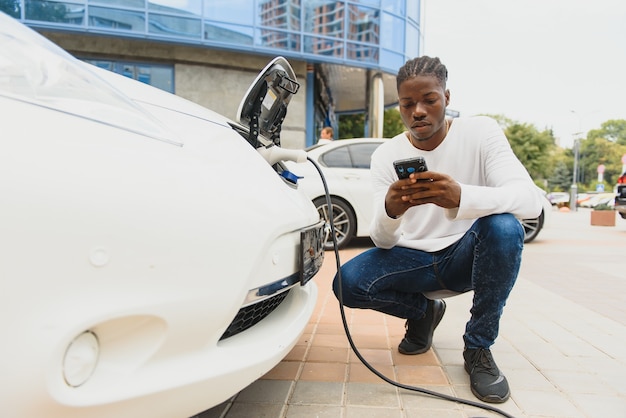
[219, 290, 290, 340]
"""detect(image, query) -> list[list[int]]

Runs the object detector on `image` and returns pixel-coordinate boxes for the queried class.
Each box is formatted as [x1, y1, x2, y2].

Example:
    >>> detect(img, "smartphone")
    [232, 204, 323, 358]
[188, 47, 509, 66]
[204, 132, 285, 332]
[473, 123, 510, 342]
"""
[393, 156, 428, 179]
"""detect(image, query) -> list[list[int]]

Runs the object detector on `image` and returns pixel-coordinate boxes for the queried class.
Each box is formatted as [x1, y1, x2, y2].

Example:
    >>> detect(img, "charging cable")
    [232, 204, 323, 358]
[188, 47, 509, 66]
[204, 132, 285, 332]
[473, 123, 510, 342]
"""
[306, 156, 516, 418]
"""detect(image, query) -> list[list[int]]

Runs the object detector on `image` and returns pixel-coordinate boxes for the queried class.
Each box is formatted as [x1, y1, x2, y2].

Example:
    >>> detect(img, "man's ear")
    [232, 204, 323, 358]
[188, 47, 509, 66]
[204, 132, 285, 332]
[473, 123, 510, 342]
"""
[445, 89, 451, 106]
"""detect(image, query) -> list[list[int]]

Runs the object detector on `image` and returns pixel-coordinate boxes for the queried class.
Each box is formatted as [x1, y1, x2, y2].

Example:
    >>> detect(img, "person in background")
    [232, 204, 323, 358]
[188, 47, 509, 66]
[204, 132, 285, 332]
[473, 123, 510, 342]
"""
[317, 126, 334, 144]
[332, 56, 542, 404]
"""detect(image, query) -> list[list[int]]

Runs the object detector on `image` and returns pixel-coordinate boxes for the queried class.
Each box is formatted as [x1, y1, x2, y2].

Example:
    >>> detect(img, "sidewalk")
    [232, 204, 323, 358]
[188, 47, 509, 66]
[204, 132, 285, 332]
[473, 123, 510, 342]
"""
[199, 209, 626, 418]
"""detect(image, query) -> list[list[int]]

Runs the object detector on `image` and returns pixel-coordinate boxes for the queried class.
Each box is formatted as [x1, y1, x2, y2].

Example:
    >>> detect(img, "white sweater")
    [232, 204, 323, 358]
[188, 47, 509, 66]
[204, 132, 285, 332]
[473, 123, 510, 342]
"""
[370, 116, 543, 252]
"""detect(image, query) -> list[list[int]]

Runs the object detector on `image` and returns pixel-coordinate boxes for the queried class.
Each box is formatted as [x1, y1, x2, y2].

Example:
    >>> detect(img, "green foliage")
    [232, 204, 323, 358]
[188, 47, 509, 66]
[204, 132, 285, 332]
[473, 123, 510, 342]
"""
[549, 160, 572, 191]
[338, 108, 405, 139]
[587, 119, 626, 145]
[504, 121, 555, 182]
[593, 203, 614, 211]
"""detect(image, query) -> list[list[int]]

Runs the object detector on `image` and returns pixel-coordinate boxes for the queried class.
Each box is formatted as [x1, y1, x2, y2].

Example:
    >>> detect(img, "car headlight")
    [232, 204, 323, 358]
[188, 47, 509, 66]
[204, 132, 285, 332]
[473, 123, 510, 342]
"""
[63, 331, 99, 387]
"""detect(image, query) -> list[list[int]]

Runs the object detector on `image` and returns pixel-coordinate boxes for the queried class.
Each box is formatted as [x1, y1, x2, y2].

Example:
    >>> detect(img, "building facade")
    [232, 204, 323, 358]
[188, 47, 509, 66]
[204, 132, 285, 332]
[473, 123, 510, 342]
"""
[2, 0, 421, 148]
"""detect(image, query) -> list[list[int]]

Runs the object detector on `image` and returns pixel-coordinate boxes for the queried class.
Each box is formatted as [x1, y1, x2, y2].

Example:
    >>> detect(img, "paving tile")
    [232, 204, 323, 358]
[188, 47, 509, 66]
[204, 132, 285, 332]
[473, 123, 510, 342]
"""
[225, 402, 284, 418]
[347, 362, 395, 383]
[395, 365, 449, 386]
[345, 382, 400, 407]
[307, 345, 350, 363]
[345, 405, 404, 417]
[284, 404, 343, 417]
[235, 379, 293, 404]
[512, 389, 584, 417]
[572, 393, 626, 418]
[262, 360, 302, 381]
[348, 348, 393, 365]
[299, 361, 347, 382]
[289, 381, 344, 406]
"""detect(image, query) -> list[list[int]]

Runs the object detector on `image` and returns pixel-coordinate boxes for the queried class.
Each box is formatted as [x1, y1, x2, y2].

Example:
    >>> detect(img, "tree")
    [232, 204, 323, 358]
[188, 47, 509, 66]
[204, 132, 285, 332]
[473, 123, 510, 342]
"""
[338, 108, 405, 139]
[549, 160, 572, 192]
[587, 119, 626, 145]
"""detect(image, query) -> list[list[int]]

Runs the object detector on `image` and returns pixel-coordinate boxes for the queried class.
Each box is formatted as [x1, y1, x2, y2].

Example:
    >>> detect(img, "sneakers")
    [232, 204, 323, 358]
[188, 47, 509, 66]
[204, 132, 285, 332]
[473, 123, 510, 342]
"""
[463, 348, 510, 403]
[398, 299, 446, 355]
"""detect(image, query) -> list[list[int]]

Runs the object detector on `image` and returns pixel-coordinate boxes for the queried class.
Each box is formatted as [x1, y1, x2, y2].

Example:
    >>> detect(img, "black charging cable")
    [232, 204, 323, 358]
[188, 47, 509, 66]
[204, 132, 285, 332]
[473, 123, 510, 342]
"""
[306, 156, 516, 418]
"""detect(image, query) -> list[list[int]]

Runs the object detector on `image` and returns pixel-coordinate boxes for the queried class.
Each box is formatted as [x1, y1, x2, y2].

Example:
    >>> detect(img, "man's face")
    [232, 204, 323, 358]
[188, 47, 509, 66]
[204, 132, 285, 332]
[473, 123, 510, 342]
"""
[398, 75, 449, 144]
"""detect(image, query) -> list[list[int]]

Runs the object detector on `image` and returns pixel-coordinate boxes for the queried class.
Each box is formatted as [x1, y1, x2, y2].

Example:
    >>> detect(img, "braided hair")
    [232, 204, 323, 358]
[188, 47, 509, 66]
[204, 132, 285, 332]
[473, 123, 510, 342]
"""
[396, 56, 448, 90]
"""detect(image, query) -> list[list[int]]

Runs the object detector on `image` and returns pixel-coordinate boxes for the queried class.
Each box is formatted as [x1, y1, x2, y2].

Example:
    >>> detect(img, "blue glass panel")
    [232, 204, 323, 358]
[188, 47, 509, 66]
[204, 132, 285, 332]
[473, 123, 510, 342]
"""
[148, 0, 201, 15]
[25, 0, 84, 25]
[89, 0, 145, 8]
[406, 0, 419, 23]
[257, 28, 300, 51]
[304, 0, 344, 38]
[205, 22, 254, 45]
[405, 21, 419, 58]
[88, 6, 145, 31]
[347, 4, 379, 44]
[381, 0, 404, 15]
[304, 35, 343, 57]
[352, 0, 380, 7]
[346, 42, 378, 63]
[380, 48, 404, 72]
[204, 0, 255, 25]
[149, 13, 201, 38]
[379, 11, 403, 50]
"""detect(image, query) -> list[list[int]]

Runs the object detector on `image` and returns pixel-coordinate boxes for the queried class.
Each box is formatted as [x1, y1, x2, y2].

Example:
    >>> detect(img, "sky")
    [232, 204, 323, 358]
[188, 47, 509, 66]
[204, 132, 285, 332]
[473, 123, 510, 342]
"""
[421, 0, 626, 148]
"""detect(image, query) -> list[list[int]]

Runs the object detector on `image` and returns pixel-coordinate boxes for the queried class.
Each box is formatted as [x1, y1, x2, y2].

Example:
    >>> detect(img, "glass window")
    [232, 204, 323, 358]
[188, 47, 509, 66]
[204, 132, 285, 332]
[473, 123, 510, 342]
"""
[88, 6, 145, 31]
[380, 48, 404, 72]
[205, 22, 253, 45]
[304, 35, 343, 57]
[257, 28, 300, 51]
[321, 146, 351, 168]
[349, 143, 380, 168]
[89, 0, 145, 8]
[26, 0, 84, 25]
[406, 0, 420, 24]
[352, 0, 380, 7]
[381, 0, 404, 15]
[379, 12, 403, 50]
[149, 0, 201, 15]
[204, 0, 255, 26]
[347, 4, 379, 44]
[149, 13, 201, 38]
[405, 21, 419, 58]
[82, 59, 174, 93]
[304, 0, 343, 37]
[346, 42, 378, 63]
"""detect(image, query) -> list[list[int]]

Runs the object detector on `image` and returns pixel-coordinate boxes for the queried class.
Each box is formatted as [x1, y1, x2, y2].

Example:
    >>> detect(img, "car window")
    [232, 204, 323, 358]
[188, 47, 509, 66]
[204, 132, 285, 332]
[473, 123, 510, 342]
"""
[321, 142, 382, 169]
[321, 146, 351, 168]
[350, 143, 381, 168]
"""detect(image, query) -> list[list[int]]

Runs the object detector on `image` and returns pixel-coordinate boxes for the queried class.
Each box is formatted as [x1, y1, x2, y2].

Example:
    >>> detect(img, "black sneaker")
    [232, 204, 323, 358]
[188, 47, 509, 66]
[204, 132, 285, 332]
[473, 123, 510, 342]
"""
[398, 299, 446, 355]
[463, 348, 510, 403]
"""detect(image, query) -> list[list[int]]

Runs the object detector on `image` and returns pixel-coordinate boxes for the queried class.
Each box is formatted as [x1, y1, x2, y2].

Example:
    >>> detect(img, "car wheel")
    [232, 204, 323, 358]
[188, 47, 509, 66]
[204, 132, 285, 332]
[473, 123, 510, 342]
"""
[313, 196, 356, 250]
[520, 210, 544, 243]
[620, 212, 626, 219]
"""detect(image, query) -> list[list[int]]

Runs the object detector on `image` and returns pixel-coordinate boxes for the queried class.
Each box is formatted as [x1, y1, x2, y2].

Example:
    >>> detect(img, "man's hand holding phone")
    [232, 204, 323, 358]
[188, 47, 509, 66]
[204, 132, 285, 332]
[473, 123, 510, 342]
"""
[386, 157, 461, 218]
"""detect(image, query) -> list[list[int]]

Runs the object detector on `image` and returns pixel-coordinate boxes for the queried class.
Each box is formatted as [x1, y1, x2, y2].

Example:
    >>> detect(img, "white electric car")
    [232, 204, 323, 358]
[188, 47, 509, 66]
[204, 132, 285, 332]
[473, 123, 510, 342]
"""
[0, 13, 324, 418]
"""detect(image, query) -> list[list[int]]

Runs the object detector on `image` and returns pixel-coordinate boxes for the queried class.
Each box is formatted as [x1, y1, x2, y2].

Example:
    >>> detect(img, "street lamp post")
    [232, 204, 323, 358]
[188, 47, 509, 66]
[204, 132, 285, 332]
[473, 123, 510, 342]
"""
[570, 137, 580, 211]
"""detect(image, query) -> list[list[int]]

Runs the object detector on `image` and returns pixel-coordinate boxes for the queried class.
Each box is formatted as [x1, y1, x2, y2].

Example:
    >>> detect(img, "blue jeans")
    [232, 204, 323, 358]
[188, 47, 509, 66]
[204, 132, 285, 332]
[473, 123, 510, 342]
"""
[332, 214, 524, 349]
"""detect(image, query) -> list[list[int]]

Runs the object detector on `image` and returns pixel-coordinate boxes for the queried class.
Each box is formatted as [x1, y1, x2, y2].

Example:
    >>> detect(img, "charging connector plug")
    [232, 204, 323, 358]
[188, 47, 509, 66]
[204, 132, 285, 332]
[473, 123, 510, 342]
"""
[258, 145, 307, 165]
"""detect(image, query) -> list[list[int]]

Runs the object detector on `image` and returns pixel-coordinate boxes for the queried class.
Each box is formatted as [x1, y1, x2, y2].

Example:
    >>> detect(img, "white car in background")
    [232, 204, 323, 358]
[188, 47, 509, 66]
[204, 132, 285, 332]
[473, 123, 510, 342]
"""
[288, 138, 551, 249]
[0, 13, 324, 418]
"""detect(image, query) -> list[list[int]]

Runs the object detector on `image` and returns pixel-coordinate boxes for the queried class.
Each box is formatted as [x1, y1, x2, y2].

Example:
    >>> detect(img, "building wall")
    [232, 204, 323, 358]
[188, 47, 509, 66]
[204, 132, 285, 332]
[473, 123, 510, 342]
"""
[42, 32, 308, 149]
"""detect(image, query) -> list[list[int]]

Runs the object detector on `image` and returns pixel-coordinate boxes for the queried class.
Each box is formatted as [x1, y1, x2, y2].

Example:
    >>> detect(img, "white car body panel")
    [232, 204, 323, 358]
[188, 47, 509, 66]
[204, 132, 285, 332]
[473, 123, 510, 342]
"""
[0, 13, 321, 418]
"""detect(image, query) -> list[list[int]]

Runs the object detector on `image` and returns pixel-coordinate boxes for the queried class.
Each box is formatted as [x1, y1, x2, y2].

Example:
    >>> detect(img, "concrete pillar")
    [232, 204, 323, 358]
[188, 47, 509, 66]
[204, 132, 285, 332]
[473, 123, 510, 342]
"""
[368, 72, 384, 138]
